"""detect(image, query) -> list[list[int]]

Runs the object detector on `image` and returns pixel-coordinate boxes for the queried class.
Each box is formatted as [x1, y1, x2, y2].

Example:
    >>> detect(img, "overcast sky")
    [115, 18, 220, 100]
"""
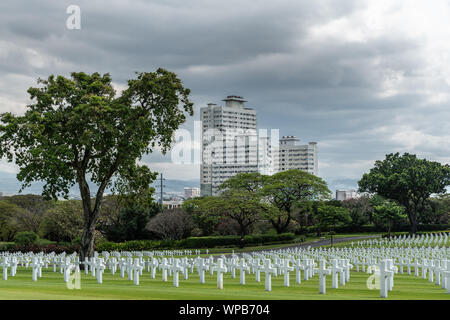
[1, 0, 450, 192]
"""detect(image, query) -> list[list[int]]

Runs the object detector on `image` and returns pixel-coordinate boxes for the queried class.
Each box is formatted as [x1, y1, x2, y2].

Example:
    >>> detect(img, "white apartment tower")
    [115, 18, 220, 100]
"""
[336, 190, 358, 201]
[275, 136, 318, 176]
[201, 96, 272, 196]
[184, 187, 200, 199]
[200, 96, 318, 196]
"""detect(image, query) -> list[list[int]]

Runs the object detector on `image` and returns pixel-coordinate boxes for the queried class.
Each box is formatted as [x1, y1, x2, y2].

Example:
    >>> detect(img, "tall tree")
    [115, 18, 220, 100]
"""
[0, 69, 193, 261]
[341, 195, 372, 228]
[146, 208, 194, 241]
[0, 201, 23, 241]
[4, 194, 54, 234]
[261, 169, 331, 234]
[182, 197, 223, 236]
[313, 203, 351, 237]
[210, 190, 274, 241]
[371, 196, 407, 237]
[358, 153, 450, 233]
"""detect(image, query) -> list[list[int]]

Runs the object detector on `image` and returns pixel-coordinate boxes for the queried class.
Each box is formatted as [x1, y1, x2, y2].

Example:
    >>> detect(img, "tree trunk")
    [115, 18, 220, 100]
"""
[404, 202, 418, 235]
[270, 219, 283, 234]
[80, 226, 95, 265]
[410, 204, 419, 234]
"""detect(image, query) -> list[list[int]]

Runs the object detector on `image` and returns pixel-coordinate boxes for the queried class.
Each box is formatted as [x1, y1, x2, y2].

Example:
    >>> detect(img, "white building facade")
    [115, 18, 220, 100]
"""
[336, 190, 359, 201]
[200, 96, 274, 196]
[184, 187, 200, 199]
[274, 136, 318, 176]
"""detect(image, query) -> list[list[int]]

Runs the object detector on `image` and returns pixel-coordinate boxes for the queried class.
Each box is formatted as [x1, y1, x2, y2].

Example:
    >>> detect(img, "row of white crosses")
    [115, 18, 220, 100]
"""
[355, 232, 450, 249]
[1, 232, 450, 298]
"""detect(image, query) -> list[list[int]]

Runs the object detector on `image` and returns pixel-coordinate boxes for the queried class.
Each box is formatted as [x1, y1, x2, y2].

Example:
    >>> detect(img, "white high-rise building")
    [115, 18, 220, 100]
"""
[200, 96, 318, 196]
[200, 96, 272, 196]
[336, 190, 358, 201]
[184, 187, 200, 199]
[274, 136, 318, 176]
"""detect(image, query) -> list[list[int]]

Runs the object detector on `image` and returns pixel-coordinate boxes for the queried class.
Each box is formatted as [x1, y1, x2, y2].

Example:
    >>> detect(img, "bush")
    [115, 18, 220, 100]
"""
[0, 243, 79, 254]
[14, 231, 39, 246]
[95, 233, 296, 251]
[146, 208, 194, 240]
[304, 223, 450, 234]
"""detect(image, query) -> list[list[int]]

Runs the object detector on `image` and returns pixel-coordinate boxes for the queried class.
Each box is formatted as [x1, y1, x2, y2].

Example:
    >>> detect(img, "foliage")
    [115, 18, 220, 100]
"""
[208, 190, 274, 239]
[218, 172, 266, 193]
[313, 203, 351, 236]
[341, 195, 372, 228]
[2, 194, 55, 234]
[0, 200, 23, 241]
[0, 243, 79, 254]
[358, 153, 450, 233]
[0, 69, 193, 260]
[215, 218, 241, 236]
[146, 208, 194, 240]
[261, 169, 332, 234]
[182, 197, 222, 236]
[371, 196, 407, 236]
[422, 194, 450, 224]
[293, 200, 316, 234]
[13, 231, 39, 246]
[40, 200, 84, 242]
[100, 203, 159, 242]
[95, 233, 296, 251]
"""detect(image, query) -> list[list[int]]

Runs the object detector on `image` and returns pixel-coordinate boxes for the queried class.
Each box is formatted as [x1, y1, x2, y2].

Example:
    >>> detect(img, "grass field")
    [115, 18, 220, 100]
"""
[0, 266, 449, 300]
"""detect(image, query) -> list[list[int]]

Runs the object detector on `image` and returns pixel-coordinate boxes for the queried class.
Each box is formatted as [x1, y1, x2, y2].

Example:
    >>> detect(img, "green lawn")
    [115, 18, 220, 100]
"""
[1, 266, 448, 300]
[196, 233, 383, 255]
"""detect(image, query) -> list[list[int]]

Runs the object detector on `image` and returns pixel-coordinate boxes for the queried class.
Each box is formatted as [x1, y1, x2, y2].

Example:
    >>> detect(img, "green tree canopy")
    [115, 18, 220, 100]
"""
[40, 200, 84, 242]
[261, 169, 332, 234]
[313, 203, 351, 236]
[3, 194, 54, 234]
[358, 153, 450, 233]
[210, 189, 275, 240]
[218, 172, 266, 193]
[0, 69, 193, 260]
[182, 197, 222, 236]
[0, 200, 24, 241]
[370, 196, 407, 237]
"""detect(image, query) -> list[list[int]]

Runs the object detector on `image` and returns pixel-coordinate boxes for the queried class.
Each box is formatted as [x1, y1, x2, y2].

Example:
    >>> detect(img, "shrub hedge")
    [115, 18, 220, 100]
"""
[0, 243, 80, 254]
[298, 224, 450, 235]
[96, 233, 296, 251]
[13, 231, 39, 246]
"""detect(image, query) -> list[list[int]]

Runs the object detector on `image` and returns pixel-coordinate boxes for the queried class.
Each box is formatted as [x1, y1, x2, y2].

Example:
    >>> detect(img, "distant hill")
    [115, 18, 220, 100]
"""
[0, 171, 199, 198]
[0, 170, 359, 199]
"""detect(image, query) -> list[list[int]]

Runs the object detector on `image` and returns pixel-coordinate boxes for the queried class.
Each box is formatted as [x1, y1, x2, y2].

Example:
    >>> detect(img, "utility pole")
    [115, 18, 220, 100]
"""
[159, 173, 165, 208]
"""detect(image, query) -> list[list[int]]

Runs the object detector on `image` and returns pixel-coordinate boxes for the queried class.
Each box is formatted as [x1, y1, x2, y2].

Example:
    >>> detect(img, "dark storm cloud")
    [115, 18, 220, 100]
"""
[0, 0, 449, 188]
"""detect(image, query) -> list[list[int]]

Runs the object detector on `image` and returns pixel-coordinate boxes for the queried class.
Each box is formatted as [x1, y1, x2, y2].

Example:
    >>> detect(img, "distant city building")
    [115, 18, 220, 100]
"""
[163, 199, 184, 209]
[336, 190, 359, 201]
[184, 187, 200, 199]
[274, 136, 318, 176]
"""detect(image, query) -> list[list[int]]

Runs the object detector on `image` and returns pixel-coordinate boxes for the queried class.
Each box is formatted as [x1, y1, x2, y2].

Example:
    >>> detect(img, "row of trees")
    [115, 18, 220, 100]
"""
[0, 194, 161, 243]
[0, 69, 449, 259]
[179, 166, 449, 239]
[1, 161, 449, 244]
[179, 153, 450, 238]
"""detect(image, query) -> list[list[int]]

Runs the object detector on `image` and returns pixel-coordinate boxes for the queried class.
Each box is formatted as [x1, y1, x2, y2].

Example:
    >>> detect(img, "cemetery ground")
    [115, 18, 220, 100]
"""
[0, 265, 448, 300]
[1, 231, 450, 300]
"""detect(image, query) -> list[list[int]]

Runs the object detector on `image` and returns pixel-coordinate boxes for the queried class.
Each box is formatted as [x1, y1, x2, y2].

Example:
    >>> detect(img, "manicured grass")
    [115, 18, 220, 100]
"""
[198, 233, 383, 254]
[0, 266, 448, 300]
